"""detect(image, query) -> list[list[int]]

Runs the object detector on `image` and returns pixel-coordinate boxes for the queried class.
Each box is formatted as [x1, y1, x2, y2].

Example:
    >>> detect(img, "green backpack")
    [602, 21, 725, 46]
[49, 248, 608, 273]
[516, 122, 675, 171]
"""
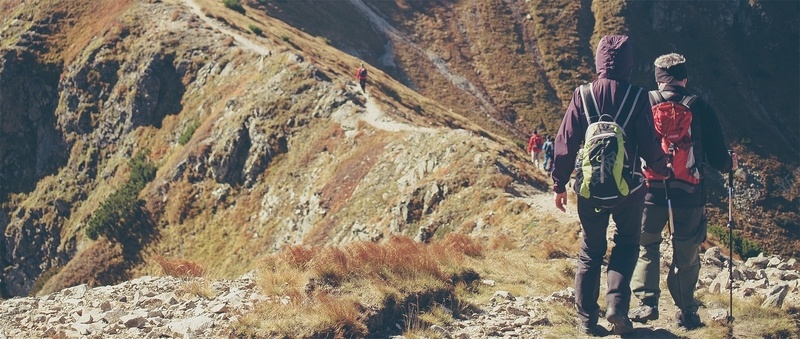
[574, 83, 642, 208]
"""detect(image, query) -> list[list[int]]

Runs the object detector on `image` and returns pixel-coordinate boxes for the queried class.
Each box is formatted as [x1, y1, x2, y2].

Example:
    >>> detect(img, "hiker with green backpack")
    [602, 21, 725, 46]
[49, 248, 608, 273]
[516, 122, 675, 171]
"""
[551, 35, 670, 336]
[630, 53, 738, 330]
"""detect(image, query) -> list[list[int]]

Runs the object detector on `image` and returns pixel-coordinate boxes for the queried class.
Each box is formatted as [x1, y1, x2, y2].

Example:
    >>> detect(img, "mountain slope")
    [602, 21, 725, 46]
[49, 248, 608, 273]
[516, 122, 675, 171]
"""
[256, 0, 800, 257]
[0, 0, 796, 303]
[0, 0, 551, 298]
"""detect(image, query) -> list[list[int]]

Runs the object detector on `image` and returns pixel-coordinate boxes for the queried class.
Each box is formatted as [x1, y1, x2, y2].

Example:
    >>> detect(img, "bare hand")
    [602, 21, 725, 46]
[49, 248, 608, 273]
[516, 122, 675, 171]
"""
[555, 192, 567, 212]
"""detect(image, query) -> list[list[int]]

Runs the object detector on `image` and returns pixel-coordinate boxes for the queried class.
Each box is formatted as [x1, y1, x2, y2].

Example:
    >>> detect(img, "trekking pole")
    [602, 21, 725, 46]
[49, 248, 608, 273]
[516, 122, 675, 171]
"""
[664, 176, 684, 310]
[727, 151, 735, 325]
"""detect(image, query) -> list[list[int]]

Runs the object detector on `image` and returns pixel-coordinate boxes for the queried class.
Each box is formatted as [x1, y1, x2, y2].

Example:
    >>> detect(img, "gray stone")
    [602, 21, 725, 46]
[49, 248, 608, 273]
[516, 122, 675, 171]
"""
[782, 271, 800, 281]
[745, 256, 769, 269]
[506, 306, 529, 317]
[491, 291, 514, 302]
[167, 315, 214, 335]
[120, 315, 146, 328]
[762, 285, 789, 308]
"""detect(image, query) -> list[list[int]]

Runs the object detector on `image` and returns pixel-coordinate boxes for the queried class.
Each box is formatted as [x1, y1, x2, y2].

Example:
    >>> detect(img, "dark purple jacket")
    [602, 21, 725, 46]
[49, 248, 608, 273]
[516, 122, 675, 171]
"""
[552, 35, 669, 193]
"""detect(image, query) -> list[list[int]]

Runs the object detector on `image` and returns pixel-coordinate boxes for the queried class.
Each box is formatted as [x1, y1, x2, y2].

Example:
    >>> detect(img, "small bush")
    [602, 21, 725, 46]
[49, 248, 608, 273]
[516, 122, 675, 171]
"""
[178, 121, 200, 145]
[281, 35, 290, 42]
[248, 24, 262, 36]
[708, 224, 763, 259]
[85, 151, 157, 240]
[222, 0, 245, 14]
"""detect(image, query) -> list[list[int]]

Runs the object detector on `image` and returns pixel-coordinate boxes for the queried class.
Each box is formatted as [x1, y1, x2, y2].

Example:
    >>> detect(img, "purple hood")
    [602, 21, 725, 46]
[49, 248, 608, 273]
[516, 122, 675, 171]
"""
[595, 35, 633, 81]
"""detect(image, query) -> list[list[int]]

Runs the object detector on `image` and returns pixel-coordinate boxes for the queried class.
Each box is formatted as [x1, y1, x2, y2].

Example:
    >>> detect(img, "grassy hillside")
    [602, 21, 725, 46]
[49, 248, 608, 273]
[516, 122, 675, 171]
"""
[252, 0, 799, 257]
[0, 0, 796, 299]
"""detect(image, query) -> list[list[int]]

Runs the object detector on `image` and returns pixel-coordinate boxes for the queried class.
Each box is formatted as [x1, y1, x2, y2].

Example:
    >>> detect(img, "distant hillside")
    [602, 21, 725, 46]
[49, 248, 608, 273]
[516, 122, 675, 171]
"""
[0, 0, 796, 302]
[256, 0, 799, 259]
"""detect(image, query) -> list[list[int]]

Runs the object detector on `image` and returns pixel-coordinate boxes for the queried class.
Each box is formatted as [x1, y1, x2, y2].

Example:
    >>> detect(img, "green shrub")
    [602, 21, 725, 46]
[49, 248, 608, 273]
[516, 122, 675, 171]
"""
[129, 151, 157, 188]
[86, 151, 157, 240]
[179, 121, 201, 145]
[281, 35, 290, 42]
[222, 0, 245, 14]
[708, 224, 763, 259]
[248, 24, 262, 36]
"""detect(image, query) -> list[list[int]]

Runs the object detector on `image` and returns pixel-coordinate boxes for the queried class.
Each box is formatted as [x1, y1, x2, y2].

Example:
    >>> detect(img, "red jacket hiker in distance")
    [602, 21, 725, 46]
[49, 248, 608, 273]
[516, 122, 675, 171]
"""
[527, 133, 543, 153]
[356, 64, 367, 91]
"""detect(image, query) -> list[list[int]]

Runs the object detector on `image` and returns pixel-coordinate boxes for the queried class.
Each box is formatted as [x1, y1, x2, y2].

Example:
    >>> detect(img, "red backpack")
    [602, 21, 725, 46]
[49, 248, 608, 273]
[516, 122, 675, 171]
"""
[643, 91, 701, 192]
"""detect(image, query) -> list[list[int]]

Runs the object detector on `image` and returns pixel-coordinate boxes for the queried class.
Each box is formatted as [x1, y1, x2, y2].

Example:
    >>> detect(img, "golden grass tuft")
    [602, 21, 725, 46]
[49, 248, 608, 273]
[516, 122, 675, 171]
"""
[244, 235, 483, 337]
[153, 256, 205, 278]
[489, 234, 518, 250]
[177, 279, 216, 300]
[440, 233, 484, 258]
[531, 240, 573, 260]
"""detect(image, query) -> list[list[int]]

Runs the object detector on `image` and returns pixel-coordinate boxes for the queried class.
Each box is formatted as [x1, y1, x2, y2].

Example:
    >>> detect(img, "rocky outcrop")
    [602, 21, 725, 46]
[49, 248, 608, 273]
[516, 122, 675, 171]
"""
[0, 48, 63, 196]
[0, 273, 264, 338]
[702, 249, 800, 308]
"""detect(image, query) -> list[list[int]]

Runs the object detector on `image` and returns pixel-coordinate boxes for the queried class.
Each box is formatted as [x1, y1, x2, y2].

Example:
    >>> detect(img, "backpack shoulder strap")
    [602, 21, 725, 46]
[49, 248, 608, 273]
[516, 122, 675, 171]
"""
[648, 90, 667, 106]
[579, 83, 599, 124]
[679, 94, 698, 109]
[617, 85, 643, 129]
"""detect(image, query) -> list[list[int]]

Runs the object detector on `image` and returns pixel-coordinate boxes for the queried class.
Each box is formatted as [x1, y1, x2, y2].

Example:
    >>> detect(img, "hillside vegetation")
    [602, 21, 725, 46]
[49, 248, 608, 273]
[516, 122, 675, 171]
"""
[0, 0, 795, 317]
[258, 0, 799, 256]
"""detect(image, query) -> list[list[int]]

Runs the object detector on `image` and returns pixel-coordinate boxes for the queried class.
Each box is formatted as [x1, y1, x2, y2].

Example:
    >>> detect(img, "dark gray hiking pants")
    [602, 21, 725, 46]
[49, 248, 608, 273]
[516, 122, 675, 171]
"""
[631, 205, 706, 312]
[574, 189, 645, 326]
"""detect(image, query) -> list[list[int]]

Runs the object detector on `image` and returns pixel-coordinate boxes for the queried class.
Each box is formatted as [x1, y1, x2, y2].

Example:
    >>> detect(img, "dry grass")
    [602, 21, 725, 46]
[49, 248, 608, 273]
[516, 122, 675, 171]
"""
[530, 240, 573, 260]
[177, 279, 216, 300]
[39, 0, 135, 64]
[153, 256, 205, 278]
[418, 303, 454, 326]
[694, 291, 798, 339]
[237, 234, 482, 337]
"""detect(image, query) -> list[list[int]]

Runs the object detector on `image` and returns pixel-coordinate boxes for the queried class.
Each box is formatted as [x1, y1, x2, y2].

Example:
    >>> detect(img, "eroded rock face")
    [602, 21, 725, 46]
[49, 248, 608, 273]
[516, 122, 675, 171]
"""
[0, 47, 67, 298]
[0, 48, 63, 196]
[1, 206, 66, 297]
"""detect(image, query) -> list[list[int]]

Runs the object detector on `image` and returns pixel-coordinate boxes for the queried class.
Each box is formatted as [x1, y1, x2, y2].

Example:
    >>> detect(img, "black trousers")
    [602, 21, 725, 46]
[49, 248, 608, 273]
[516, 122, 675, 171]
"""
[574, 188, 645, 326]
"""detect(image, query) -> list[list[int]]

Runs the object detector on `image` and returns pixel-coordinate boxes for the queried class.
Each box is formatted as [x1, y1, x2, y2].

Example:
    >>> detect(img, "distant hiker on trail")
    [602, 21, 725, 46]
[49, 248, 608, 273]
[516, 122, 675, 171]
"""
[551, 35, 669, 336]
[630, 53, 738, 330]
[527, 130, 543, 166]
[541, 135, 554, 172]
[356, 62, 368, 92]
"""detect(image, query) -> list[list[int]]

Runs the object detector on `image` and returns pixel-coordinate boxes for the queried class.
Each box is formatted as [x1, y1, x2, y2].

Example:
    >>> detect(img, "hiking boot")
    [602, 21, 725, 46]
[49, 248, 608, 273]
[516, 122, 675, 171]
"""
[630, 305, 659, 323]
[606, 312, 634, 335]
[675, 309, 703, 330]
[577, 323, 607, 337]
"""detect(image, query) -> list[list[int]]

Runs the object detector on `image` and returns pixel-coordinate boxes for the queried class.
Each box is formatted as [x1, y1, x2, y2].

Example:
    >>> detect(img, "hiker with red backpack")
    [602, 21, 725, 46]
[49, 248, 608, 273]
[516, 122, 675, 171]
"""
[630, 53, 738, 329]
[551, 35, 670, 336]
[356, 62, 368, 92]
[527, 130, 544, 166]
